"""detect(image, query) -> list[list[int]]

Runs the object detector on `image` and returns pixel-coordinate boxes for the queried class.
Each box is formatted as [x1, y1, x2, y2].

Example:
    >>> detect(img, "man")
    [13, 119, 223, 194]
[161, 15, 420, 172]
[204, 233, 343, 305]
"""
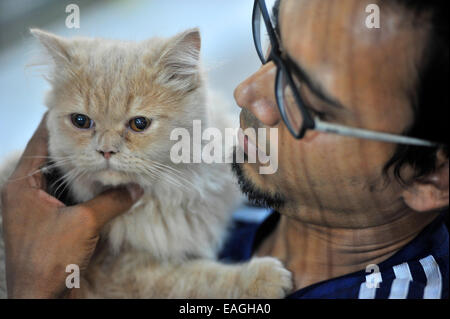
[1, 0, 448, 299]
[224, 0, 448, 298]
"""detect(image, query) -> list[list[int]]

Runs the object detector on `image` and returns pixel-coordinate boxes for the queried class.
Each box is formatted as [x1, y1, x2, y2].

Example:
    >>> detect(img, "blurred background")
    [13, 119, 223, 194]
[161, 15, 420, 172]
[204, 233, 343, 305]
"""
[0, 0, 271, 221]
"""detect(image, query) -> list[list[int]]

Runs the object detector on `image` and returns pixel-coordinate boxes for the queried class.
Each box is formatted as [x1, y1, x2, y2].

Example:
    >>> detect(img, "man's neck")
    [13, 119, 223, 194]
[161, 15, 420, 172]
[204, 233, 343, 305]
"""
[255, 205, 439, 292]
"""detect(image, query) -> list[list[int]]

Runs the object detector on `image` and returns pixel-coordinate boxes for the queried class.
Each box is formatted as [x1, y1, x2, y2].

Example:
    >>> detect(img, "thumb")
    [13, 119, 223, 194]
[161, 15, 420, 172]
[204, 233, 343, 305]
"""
[74, 184, 144, 229]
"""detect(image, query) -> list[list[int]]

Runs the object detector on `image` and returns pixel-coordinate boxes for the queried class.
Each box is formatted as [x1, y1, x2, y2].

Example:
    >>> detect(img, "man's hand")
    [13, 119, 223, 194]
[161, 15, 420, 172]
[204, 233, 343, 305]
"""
[1, 115, 143, 298]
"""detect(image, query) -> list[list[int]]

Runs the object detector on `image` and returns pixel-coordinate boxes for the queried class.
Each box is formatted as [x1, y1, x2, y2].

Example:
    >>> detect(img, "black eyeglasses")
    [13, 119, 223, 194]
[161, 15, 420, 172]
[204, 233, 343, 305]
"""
[252, 0, 438, 147]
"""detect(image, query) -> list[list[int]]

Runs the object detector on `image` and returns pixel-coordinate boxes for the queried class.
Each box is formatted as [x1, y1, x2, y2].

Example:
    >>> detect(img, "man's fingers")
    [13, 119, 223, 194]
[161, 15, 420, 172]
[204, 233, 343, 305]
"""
[12, 113, 49, 179]
[74, 184, 144, 229]
[20, 113, 49, 163]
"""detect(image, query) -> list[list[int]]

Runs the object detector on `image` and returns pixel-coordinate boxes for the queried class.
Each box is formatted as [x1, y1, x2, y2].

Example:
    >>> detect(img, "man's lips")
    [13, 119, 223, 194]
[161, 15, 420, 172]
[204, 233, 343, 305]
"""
[239, 110, 273, 162]
[238, 128, 248, 155]
[239, 113, 254, 156]
[238, 128, 255, 156]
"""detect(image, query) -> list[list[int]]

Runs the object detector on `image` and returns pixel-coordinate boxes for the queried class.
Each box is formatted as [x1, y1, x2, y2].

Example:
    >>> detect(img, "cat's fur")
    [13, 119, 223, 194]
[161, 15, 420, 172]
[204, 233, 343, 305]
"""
[0, 29, 292, 298]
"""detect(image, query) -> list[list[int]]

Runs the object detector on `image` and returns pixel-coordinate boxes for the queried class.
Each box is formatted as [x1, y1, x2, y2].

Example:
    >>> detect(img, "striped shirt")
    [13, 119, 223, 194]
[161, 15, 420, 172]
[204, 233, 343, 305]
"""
[219, 210, 448, 299]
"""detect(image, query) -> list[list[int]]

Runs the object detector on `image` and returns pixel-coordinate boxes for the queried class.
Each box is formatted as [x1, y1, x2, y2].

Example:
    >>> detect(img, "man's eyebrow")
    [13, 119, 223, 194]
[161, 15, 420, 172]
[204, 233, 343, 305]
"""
[271, 1, 343, 109]
[284, 52, 345, 109]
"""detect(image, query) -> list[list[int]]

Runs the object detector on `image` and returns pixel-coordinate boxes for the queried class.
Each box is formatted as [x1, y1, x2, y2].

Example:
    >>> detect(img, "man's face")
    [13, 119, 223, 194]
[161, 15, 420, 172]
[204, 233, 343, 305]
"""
[233, 0, 428, 225]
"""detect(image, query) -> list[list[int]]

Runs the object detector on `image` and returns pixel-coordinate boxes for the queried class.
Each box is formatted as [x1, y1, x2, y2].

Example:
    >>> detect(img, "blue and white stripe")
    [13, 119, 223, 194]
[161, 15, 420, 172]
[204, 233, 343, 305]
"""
[358, 254, 443, 299]
[358, 269, 382, 299]
[388, 262, 413, 299]
[420, 255, 443, 299]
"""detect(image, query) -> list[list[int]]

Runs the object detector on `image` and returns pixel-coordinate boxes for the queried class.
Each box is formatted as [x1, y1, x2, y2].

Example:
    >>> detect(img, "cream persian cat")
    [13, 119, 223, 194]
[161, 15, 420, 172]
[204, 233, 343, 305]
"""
[0, 29, 292, 298]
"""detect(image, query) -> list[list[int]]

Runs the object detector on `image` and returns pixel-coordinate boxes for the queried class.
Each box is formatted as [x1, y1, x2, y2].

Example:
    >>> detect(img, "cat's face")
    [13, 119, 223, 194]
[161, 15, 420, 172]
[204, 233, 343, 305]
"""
[32, 29, 205, 189]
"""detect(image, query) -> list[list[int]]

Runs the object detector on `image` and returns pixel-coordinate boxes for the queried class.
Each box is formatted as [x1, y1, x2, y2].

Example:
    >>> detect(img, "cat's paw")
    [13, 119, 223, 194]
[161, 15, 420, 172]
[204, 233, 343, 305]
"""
[239, 257, 292, 299]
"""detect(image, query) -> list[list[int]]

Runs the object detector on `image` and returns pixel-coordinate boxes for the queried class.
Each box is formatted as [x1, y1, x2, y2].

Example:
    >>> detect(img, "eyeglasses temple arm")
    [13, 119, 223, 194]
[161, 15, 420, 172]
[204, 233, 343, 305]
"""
[314, 119, 439, 147]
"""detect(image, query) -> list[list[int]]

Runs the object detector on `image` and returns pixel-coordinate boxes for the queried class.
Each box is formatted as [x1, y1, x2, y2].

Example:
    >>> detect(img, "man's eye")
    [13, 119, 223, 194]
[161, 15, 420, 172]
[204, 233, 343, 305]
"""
[309, 108, 327, 120]
[129, 117, 151, 132]
[71, 113, 93, 129]
[298, 84, 328, 120]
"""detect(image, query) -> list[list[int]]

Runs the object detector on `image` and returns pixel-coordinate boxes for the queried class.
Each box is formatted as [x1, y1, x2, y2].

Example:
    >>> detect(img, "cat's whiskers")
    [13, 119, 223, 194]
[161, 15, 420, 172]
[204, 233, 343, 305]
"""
[129, 153, 197, 191]
[49, 158, 89, 198]
[153, 167, 187, 190]
[150, 161, 197, 190]
[7, 157, 74, 182]
[51, 167, 79, 197]
[56, 168, 88, 199]
[114, 153, 175, 189]
[139, 162, 188, 190]
[141, 164, 185, 190]
[151, 160, 190, 179]
[22, 155, 73, 160]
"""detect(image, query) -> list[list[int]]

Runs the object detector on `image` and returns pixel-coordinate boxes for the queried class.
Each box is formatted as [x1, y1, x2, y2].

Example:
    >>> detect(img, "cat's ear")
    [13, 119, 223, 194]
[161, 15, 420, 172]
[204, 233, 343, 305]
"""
[30, 28, 72, 65]
[156, 28, 202, 90]
[170, 27, 201, 57]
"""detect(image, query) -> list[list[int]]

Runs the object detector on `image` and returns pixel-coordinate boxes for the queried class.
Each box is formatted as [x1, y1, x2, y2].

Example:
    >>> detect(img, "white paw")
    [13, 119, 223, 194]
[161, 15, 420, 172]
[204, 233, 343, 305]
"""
[239, 257, 293, 298]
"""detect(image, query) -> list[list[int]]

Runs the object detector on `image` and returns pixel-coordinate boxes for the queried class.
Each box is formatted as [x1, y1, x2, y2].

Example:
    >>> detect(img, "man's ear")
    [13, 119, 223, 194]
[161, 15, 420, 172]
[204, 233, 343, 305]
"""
[402, 151, 449, 212]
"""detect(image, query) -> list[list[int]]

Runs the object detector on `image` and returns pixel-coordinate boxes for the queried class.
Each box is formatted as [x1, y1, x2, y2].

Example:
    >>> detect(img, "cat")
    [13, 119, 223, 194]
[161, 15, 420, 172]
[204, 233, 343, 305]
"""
[0, 28, 292, 298]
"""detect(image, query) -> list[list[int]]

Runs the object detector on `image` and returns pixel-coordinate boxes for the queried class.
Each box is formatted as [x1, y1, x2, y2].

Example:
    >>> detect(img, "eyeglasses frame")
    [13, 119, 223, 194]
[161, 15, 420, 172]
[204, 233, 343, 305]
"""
[252, 0, 440, 147]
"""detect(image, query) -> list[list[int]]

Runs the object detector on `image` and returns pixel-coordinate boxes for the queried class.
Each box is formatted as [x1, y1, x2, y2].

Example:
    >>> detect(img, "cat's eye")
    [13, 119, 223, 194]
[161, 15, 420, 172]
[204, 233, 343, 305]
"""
[71, 113, 93, 129]
[129, 117, 151, 132]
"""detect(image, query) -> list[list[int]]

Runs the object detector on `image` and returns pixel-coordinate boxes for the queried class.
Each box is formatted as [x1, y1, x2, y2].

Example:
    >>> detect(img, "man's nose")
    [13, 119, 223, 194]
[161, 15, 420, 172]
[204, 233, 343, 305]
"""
[234, 62, 281, 127]
[97, 149, 118, 160]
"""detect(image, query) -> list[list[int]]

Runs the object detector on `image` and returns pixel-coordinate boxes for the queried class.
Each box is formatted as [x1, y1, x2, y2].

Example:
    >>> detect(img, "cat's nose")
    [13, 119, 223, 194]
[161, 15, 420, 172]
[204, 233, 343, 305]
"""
[97, 150, 117, 159]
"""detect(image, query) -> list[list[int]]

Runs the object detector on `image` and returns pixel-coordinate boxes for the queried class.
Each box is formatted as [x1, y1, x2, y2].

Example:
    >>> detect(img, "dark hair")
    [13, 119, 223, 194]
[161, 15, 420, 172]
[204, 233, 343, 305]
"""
[383, 0, 449, 183]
